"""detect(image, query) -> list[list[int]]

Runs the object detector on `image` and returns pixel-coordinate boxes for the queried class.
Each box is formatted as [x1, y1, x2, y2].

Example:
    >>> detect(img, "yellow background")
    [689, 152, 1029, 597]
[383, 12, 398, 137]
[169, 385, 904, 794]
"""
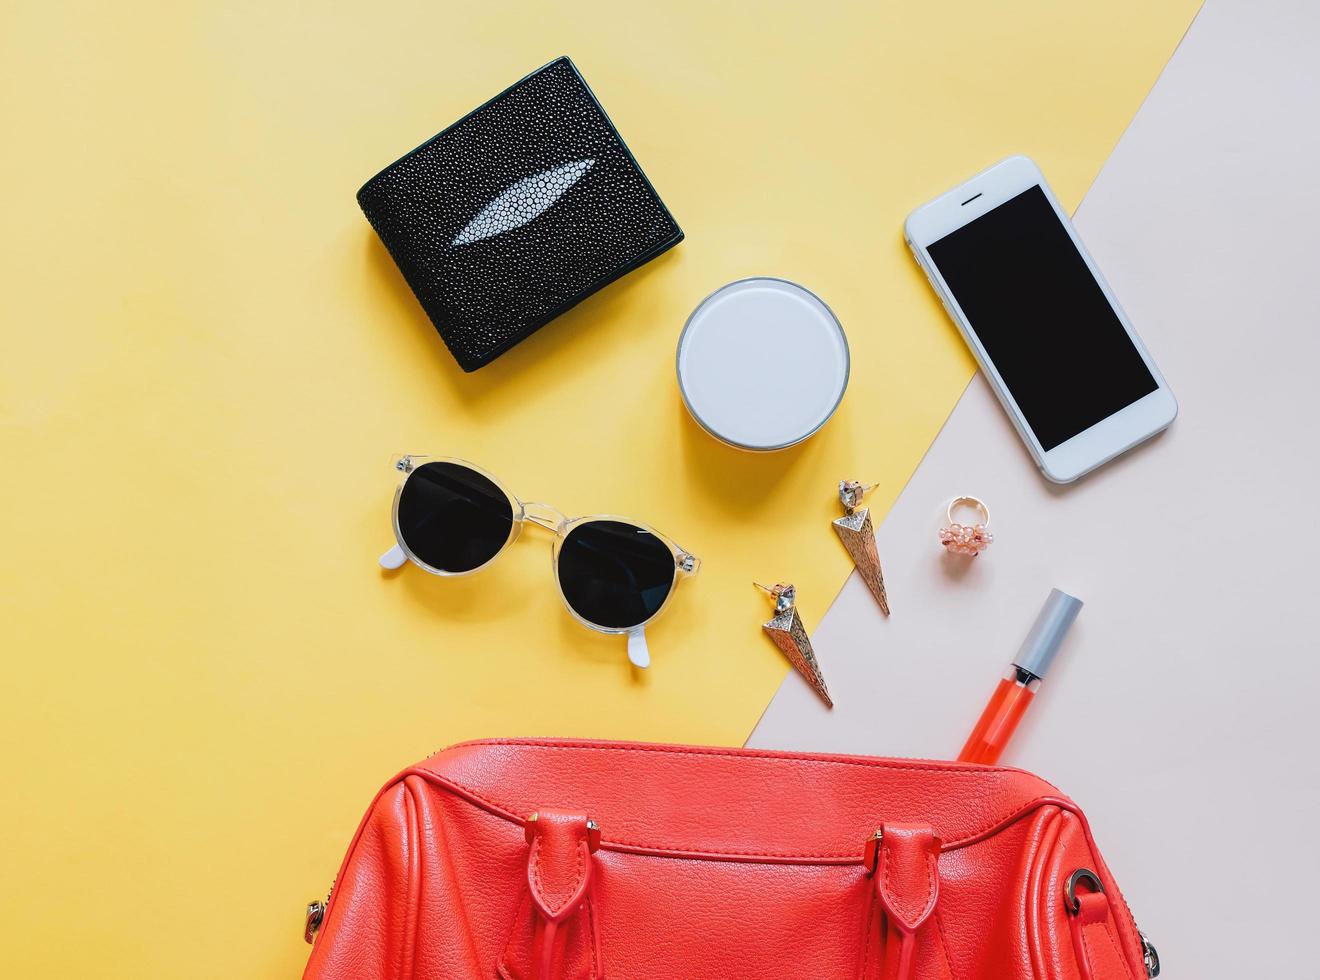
[1, 2, 1197, 976]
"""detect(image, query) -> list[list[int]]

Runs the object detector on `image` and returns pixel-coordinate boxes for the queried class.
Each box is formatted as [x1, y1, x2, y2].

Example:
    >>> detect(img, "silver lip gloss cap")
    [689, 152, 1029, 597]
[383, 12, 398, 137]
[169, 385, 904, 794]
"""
[1013, 589, 1083, 680]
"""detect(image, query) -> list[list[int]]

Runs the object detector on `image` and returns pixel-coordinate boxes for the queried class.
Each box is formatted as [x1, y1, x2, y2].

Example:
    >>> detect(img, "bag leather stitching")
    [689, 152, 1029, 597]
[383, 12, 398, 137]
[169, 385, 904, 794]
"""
[933, 907, 961, 980]
[409, 765, 1074, 860]
[449, 739, 1063, 789]
[499, 874, 599, 978]
[861, 891, 879, 978]
[1099, 922, 1135, 980]
[1081, 909, 1135, 980]
[1060, 833, 1137, 980]
[400, 783, 420, 980]
[497, 889, 532, 980]
[529, 835, 587, 917]
[584, 895, 600, 980]
[1027, 807, 1062, 980]
[879, 841, 937, 927]
[1078, 925, 1098, 980]
[1068, 812, 1144, 973]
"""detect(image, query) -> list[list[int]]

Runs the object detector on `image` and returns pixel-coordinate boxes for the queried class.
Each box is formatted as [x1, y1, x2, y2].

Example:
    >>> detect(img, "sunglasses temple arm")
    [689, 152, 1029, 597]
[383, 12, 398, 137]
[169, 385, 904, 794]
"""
[379, 543, 408, 570]
[627, 627, 650, 669]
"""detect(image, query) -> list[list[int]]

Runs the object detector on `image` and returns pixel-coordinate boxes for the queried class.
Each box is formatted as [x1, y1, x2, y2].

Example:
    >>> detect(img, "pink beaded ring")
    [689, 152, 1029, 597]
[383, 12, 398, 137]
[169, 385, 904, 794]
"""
[939, 496, 993, 557]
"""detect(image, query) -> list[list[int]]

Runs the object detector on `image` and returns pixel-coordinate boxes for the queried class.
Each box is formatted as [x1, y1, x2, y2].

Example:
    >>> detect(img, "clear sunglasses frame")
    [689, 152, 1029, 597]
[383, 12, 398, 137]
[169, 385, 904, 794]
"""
[379, 455, 701, 668]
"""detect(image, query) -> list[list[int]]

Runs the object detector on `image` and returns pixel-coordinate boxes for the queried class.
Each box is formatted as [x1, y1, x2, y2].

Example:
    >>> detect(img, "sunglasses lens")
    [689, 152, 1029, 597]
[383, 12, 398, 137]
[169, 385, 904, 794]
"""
[396, 462, 515, 573]
[557, 520, 676, 630]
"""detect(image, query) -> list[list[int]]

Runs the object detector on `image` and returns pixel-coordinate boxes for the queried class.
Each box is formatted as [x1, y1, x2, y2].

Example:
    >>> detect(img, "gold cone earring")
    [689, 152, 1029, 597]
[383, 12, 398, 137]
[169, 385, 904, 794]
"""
[833, 480, 890, 616]
[754, 582, 832, 708]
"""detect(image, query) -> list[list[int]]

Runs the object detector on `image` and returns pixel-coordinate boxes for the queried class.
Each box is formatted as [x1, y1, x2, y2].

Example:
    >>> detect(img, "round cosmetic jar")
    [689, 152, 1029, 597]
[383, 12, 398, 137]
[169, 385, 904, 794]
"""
[676, 277, 850, 452]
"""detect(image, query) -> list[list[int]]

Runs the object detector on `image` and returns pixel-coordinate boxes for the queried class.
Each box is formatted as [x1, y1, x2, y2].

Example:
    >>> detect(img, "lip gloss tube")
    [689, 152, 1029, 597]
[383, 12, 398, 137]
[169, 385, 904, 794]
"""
[958, 589, 1083, 765]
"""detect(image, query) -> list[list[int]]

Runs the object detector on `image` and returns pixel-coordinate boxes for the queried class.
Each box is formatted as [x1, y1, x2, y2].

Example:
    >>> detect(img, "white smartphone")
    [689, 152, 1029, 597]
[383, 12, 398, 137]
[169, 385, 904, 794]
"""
[905, 155, 1176, 483]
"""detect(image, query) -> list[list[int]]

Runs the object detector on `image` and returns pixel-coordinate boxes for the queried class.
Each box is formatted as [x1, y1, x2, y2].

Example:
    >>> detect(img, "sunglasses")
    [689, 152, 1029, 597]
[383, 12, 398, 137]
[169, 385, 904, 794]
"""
[379, 456, 701, 668]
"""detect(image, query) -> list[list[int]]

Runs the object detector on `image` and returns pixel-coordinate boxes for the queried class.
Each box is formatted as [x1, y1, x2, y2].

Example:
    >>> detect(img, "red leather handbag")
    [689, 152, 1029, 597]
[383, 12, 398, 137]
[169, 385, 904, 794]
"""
[301, 739, 1159, 980]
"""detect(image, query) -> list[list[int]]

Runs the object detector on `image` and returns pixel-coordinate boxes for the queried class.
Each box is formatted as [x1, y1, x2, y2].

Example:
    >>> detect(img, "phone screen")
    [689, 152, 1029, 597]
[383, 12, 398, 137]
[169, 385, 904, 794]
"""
[926, 185, 1157, 451]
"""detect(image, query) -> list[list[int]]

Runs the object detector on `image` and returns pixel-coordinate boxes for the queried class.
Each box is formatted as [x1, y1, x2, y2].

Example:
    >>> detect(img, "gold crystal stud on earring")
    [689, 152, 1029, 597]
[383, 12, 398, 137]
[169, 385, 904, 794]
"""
[754, 582, 832, 708]
[833, 480, 890, 616]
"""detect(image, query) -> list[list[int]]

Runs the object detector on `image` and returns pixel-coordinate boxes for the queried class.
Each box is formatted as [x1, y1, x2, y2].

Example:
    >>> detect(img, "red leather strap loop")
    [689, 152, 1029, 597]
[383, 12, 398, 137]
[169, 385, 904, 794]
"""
[874, 824, 941, 934]
[525, 811, 597, 922]
[522, 811, 604, 980]
[861, 824, 941, 980]
[1066, 872, 1135, 980]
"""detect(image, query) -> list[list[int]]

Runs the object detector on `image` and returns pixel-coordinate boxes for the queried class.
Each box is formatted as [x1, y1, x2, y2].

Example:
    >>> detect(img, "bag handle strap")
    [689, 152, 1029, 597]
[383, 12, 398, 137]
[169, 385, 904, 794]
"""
[522, 811, 603, 980]
[862, 823, 942, 980]
[516, 813, 948, 980]
[1065, 869, 1137, 980]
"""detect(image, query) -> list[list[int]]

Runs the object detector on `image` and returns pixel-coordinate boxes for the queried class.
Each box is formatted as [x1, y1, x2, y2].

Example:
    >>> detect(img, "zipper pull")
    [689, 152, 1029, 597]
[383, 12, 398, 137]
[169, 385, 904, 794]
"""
[304, 878, 334, 945]
[1139, 930, 1160, 978]
[304, 900, 326, 945]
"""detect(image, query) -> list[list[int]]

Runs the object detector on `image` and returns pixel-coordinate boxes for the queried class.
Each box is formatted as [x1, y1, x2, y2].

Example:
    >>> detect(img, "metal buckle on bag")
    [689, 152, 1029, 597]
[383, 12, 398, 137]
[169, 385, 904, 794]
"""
[1064, 869, 1160, 978]
[1063, 868, 1105, 915]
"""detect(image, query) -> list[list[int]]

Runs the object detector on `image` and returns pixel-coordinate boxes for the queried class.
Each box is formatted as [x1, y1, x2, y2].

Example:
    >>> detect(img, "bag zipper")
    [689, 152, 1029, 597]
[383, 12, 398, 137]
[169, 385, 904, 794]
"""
[1138, 930, 1160, 978]
[1100, 867, 1159, 978]
[304, 878, 335, 945]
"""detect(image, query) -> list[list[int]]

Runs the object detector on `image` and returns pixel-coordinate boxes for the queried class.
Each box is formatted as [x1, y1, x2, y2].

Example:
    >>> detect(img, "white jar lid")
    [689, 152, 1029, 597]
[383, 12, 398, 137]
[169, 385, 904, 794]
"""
[676, 278, 850, 451]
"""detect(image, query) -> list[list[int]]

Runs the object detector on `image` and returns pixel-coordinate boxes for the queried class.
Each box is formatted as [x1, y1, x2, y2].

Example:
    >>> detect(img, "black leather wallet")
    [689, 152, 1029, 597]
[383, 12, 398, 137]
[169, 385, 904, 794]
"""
[357, 57, 684, 372]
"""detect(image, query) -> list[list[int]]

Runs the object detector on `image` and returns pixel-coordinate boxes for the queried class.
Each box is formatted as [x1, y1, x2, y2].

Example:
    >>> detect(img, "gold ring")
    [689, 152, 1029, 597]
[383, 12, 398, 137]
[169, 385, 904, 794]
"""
[947, 495, 990, 527]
